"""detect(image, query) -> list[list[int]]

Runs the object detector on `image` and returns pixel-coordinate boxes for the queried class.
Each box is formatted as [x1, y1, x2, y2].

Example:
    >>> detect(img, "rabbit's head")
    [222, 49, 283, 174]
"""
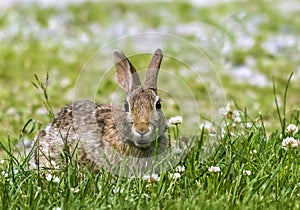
[113, 49, 167, 149]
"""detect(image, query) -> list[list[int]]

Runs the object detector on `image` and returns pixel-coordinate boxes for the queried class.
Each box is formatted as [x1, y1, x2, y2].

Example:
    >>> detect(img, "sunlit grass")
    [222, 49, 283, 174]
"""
[1, 82, 299, 209]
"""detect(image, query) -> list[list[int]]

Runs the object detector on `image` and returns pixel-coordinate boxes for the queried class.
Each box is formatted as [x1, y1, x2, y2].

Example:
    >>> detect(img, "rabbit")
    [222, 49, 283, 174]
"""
[32, 49, 170, 175]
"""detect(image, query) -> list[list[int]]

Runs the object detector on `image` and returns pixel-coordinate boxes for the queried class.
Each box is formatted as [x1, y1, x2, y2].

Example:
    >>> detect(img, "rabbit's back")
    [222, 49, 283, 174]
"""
[34, 100, 105, 168]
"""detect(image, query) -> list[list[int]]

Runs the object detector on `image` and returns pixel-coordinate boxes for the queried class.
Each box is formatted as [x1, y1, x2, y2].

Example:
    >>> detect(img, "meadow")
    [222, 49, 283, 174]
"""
[0, 1, 300, 209]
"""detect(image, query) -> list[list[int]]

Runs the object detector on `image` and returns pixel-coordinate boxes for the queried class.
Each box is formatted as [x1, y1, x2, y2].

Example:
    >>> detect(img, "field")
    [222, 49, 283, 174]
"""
[0, 1, 300, 209]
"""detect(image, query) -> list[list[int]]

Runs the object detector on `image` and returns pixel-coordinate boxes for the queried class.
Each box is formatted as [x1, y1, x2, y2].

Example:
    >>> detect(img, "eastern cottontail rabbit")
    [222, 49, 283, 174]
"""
[32, 49, 169, 175]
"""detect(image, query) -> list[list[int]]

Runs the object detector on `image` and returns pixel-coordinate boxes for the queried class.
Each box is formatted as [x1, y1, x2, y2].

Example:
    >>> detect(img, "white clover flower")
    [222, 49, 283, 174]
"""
[219, 103, 242, 122]
[45, 174, 53, 181]
[46, 161, 55, 167]
[199, 121, 212, 130]
[169, 172, 181, 179]
[286, 124, 298, 136]
[141, 193, 149, 199]
[52, 207, 61, 210]
[70, 187, 80, 193]
[246, 122, 253, 129]
[45, 174, 60, 183]
[0, 159, 4, 164]
[264, 135, 269, 142]
[53, 176, 60, 183]
[112, 187, 124, 194]
[221, 127, 226, 138]
[219, 103, 231, 116]
[168, 116, 183, 125]
[199, 121, 217, 135]
[233, 110, 241, 123]
[1, 171, 9, 178]
[45, 160, 60, 169]
[175, 165, 185, 173]
[250, 149, 257, 155]
[13, 168, 18, 174]
[208, 166, 221, 173]
[142, 174, 160, 182]
[50, 160, 57, 166]
[243, 170, 251, 176]
[282, 137, 299, 150]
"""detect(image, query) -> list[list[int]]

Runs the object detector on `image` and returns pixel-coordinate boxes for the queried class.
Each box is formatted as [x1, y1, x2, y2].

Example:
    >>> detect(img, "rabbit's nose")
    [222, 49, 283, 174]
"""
[132, 123, 152, 136]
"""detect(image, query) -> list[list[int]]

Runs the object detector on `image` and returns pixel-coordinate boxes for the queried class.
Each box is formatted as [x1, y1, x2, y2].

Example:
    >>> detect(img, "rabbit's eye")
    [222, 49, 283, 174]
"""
[155, 100, 161, 110]
[124, 101, 129, 112]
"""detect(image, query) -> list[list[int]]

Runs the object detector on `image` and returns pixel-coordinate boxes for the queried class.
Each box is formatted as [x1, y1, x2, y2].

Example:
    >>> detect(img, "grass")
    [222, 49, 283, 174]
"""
[0, 1, 300, 209]
[0, 79, 299, 209]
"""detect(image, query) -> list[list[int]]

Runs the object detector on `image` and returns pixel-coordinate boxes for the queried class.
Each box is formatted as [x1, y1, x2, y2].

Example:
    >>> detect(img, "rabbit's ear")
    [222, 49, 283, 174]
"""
[144, 49, 163, 93]
[113, 50, 141, 93]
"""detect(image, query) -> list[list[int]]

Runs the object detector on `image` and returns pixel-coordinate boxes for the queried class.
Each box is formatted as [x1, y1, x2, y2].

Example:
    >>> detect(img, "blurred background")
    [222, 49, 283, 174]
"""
[1, 0, 300, 145]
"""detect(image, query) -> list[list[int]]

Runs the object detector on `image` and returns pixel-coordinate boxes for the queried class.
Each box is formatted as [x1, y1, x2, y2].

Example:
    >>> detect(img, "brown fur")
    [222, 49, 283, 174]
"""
[32, 49, 169, 175]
